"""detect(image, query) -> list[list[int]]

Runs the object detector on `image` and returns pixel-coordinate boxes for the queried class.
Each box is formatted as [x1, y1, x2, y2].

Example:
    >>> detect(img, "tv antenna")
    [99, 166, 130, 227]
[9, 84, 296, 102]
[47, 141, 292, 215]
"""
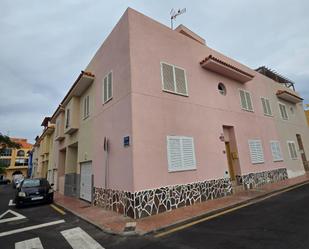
[170, 8, 186, 29]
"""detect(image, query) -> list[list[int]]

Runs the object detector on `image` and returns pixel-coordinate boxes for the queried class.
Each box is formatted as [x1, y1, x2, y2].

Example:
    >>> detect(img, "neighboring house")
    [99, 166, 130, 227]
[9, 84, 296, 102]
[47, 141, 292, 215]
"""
[30, 136, 40, 178]
[38, 8, 309, 219]
[305, 108, 309, 126]
[0, 138, 33, 181]
[33, 117, 55, 180]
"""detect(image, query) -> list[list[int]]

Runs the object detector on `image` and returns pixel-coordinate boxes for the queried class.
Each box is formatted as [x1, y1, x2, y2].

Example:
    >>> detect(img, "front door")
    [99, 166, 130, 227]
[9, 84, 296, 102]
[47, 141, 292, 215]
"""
[80, 162, 92, 202]
[225, 142, 236, 181]
[296, 134, 309, 171]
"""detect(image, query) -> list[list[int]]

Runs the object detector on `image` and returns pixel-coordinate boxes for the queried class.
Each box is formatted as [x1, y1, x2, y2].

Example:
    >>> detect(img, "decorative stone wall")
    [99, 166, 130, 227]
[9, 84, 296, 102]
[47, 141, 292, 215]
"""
[94, 178, 232, 219]
[236, 168, 288, 190]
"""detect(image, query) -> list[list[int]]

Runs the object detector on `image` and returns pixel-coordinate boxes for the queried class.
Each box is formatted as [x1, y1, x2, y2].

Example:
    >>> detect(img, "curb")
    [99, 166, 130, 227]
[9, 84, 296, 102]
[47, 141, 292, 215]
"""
[147, 179, 309, 236]
[54, 179, 309, 237]
[52, 201, 136, 237]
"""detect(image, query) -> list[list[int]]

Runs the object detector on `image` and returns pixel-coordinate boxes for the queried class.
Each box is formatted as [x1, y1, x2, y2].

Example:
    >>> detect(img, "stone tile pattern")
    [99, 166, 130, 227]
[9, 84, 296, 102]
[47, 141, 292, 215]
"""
[94, 178, 232, 219]
[236, 168, 288, 190]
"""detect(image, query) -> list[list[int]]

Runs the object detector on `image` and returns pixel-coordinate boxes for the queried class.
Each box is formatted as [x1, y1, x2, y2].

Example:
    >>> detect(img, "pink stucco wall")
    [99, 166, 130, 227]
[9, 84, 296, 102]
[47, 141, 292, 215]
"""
[127, 9, 285, 191]
[82, 8, 307, 193]
[86, 10, 134, 192]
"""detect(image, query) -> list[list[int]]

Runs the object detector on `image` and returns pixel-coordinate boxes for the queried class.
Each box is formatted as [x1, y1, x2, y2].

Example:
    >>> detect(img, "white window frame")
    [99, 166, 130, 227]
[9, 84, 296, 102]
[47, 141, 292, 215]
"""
[160, 61, 189, 97]
[278, 102, 288, 120]
[261, 97, 272, 116]
[239, 89, 254, 112]
[83, 95, 90, 119]
[102, 71, 113, 104]
[270, 140, 283, 162]
[287, 141, 298, 160]
[167, 136, 196, 172]
[248, 139, 264, 164]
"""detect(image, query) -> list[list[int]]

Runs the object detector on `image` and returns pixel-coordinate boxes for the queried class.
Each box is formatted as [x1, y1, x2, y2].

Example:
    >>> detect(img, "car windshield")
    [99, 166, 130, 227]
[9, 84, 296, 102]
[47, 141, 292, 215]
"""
[22, 179, 41, 188]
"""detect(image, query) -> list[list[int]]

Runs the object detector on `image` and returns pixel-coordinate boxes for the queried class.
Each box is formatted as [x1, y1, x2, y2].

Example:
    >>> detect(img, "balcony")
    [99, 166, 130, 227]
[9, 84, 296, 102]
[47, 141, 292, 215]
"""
[200, 55, 254, 83]
[276, 90, 303, 104]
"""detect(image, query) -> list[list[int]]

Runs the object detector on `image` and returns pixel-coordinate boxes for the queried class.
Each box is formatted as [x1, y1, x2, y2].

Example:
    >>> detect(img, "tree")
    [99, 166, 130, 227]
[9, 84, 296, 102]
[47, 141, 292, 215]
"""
[0, 133, 21, 177]
[0, 133, 21, 150]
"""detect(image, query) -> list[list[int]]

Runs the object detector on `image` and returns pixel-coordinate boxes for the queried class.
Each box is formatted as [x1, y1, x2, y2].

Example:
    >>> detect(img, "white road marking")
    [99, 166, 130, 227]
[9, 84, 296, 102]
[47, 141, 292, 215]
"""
[61, 227, 105, 249]
[9, 199, 16, 206]
[0, 209, 26, 224]
[15, 237, 43, 249]
[0, 219, 65, 237]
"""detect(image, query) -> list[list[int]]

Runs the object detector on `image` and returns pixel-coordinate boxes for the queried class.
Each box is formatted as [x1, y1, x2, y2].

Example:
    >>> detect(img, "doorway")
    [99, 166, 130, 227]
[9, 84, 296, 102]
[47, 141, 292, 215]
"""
[80, 161, 92, 202]
[296, 134, 309, 171]
[225, 142, 235, 181]
[223, 126, 240, 184]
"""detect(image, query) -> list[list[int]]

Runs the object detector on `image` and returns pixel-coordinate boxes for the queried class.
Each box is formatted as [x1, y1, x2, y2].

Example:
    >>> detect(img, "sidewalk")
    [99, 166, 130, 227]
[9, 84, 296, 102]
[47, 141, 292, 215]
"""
[54, 173, 309, 236]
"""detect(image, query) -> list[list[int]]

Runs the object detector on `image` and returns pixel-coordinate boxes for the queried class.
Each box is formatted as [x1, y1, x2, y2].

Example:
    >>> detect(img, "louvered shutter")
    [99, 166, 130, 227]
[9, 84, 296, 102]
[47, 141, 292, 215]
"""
[103, 77, 108, 103]
[245, 92, 253, 111]
[288, 142, 297, 159]
[270, 141, 283, 161]
[108, 72, 112, 100]
[261, 98, 267, 115]
[240, 90, 247, 109]
[162, 63, 175, 92]
[167, 137, 182, 170]
[167, 136, 196, 171]
[175, 67, 187, 95]
[265, 99, 272, 115]
[248, 140, 264, 164]
[279, 104, 288, 120]
[182, 137, 196, 169]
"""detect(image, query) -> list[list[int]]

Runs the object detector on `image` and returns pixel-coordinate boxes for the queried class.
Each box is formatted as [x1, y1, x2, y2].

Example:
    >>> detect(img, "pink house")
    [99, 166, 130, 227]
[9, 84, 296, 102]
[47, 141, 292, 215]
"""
[45, 8, 309, 219]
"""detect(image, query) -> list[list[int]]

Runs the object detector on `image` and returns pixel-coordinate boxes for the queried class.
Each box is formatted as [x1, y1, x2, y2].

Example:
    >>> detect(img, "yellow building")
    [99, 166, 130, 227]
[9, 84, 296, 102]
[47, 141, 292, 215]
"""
[305, 109, 309, 126]
[0, 138, 33, 181]
[34, 117, 55, 179]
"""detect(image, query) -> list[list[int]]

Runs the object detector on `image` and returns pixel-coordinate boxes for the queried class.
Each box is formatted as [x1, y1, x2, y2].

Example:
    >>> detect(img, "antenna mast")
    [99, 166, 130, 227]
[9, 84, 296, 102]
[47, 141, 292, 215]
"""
[170, 8, 186, 29]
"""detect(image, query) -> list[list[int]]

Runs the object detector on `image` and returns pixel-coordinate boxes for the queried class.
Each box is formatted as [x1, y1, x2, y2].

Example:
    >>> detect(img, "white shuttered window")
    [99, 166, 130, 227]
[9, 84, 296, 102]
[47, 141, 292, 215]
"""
[102, 72, 113, 104]
[161, 62, 188, 96]
[261, 97, 272, 116]
[239, 89, 253, 111]
[270, 141, 283, 162]
[248, 139, 264, 164]
[287, 141, 298, 159]
[279, 103, 288, 120]
[167, 136, 196, 172]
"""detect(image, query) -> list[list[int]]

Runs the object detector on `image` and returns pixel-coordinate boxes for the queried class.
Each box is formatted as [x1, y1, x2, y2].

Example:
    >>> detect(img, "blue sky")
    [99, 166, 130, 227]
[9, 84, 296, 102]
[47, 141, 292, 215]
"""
[0, 0, 308, 142]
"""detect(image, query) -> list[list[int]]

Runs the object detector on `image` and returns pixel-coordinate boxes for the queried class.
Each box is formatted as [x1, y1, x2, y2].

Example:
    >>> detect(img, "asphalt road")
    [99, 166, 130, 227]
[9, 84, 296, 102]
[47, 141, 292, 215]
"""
[2, 183, 309, 248]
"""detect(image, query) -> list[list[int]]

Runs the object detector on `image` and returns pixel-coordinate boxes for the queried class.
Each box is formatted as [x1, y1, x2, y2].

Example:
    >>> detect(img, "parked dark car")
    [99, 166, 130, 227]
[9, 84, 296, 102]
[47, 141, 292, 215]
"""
[0, 179, 11, 185]
[15, 178, 54, 207]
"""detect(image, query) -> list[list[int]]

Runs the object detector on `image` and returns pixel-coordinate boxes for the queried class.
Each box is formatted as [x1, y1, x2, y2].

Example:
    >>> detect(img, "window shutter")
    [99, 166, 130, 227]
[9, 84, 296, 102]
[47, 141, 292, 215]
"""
[261, 98, 267, 115]
[288, 142, 297, 159]
[167, 136, 196, 171]
[279, 104, 288, 120]
[167, 137, 182, 170]
[175, 67, 187, 95]
[245, 92, 253, 111]
[162, 63, 175, 92]
[270, 141, 283, 161]
[266, 99, 272, 115]
[108, 72, 112, 100]
[240, 90, 247, 109]
[182, 137, 196, 169]
[103, 77, 108, 103]
[248, 140, 264, 164]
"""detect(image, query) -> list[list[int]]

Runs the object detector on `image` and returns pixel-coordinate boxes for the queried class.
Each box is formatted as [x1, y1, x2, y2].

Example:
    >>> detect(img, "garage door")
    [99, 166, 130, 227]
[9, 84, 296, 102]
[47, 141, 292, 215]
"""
[80, 162, 92, 202]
